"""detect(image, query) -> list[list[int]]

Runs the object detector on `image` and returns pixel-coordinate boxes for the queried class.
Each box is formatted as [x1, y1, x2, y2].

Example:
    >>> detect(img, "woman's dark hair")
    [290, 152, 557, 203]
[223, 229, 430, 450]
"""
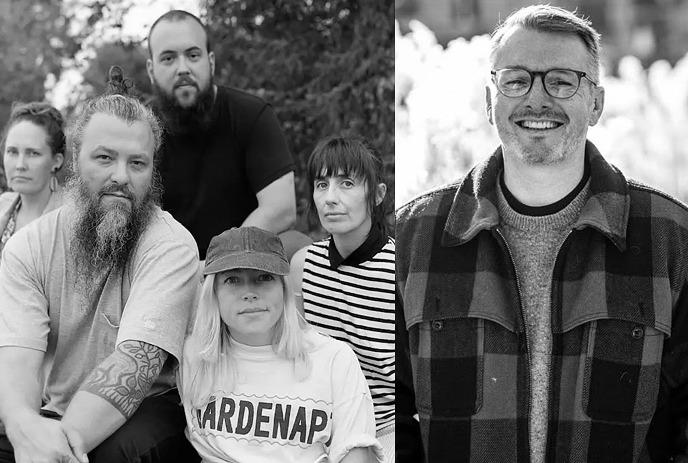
[306, 136, 389, 234]
[2, 102, 66, 168]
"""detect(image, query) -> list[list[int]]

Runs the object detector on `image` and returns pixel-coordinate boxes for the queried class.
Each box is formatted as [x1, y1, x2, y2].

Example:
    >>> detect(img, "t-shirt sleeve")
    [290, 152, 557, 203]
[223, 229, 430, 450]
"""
[115, 238, 200, 363]
[328, 342, 384, 463]
[0, 232, 49, 351]
[244, 104, 294, 193]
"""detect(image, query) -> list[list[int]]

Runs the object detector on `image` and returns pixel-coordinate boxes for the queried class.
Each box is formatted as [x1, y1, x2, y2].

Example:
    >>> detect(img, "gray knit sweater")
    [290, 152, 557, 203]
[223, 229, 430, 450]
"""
[497, 180, 590, 463]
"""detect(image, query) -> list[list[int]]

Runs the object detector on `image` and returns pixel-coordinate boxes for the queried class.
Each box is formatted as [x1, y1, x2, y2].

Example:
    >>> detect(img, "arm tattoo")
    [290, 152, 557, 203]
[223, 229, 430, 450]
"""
[80, 340, 168, 419]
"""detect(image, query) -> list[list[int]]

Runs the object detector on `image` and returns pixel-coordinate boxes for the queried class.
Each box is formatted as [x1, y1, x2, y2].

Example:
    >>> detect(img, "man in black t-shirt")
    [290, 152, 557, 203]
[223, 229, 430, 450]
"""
[145, 10, 298, 259]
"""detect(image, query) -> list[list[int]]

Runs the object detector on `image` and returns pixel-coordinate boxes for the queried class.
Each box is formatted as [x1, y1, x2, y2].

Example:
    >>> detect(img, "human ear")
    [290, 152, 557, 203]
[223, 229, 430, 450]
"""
[375, 183, 387, 206]
[53, 152, 64, 171]
[146, 59, 155, 84]
[588, 85, 605, 126]
[485, 86, 494, 125]
[209, 51, 216, 75]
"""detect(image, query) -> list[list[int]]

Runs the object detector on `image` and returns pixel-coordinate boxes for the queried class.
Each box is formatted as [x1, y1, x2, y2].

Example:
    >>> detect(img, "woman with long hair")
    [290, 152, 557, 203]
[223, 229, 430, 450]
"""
[180, 226, 382, 462]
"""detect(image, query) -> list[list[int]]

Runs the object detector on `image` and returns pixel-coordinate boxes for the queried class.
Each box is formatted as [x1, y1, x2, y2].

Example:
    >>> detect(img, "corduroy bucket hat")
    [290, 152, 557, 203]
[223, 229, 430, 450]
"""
[203, 227, 290, 276]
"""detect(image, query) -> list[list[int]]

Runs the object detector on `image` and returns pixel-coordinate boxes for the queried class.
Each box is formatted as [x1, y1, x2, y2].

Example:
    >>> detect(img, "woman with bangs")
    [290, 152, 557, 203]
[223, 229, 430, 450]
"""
[290, 137, 395, 461]
[180, 226, 382, 463]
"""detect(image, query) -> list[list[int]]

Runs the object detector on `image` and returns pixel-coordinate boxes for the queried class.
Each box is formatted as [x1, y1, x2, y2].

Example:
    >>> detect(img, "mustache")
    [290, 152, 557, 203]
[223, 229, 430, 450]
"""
[99, 184, 134, 201]
[174, 76, 198, 89]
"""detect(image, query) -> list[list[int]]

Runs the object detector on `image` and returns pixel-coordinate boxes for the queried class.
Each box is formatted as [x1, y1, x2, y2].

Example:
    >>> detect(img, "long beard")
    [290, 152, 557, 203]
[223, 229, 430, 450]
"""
[67, 175, 158, 299]
[153, 77, 216, 134]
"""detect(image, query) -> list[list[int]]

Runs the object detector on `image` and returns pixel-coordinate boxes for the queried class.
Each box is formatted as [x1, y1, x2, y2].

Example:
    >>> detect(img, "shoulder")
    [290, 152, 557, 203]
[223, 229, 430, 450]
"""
[3, 205, 64, 261]
[136, 207, 199, 259]
[302, 240, 330, 266]
[0, 192, 20, 213]
[217, 85, 272, 116]
[381, 235, 395, 253]
[290, 244, 310, 269]
[307, 330, 357, 361]
[626, 178, 688, 226]
[289, 245, 309, 287]
[395, 181, 460, 251]
[396, 181, 460, 225]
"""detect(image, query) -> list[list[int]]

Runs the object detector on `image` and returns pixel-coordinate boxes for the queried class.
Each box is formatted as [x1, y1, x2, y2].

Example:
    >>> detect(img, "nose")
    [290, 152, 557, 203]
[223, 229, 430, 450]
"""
[110, 159, 130, 185]
[176, 56, 191, 75]
[523, 75, 553, 109]
[242, 292, 258, 302]
[324, 184, 339, 205]
[15, 153, 28, 170]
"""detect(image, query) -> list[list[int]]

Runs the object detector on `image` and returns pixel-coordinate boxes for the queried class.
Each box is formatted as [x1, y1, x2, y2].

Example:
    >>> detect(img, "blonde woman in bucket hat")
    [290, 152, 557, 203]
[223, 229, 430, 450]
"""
[179, 227, 383, 463]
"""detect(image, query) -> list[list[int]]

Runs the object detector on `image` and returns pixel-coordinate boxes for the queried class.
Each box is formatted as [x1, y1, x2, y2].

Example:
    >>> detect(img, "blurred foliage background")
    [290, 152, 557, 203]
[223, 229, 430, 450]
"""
[396, 0, 688, 206]
[0, 0, 394, 237]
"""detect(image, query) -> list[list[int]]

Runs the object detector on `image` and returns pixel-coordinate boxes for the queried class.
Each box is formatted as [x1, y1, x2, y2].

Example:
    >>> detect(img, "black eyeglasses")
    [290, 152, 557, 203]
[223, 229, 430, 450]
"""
[491, 68, 598, 99]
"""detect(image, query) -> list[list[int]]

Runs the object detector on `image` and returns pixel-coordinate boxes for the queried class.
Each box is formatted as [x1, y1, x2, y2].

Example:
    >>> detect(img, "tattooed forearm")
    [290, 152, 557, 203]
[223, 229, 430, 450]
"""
[80, 340, 168, 419]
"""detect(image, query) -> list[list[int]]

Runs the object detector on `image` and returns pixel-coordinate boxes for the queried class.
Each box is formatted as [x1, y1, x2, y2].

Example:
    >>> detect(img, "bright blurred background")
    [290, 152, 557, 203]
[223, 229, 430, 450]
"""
[396, 0, 688, 206]
[0, 0, 394, 236]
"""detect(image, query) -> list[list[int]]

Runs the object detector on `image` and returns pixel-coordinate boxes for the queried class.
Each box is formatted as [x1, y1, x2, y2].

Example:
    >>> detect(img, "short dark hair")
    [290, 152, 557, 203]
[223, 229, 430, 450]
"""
[490, 5, 602, 80]
[2, 102, 66, 168]
[306, 136, 389, 234]
[147, 10, 212, 57]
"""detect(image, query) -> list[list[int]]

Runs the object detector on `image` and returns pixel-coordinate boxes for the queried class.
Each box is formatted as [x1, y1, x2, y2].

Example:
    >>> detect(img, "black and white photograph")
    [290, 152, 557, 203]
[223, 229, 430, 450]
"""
[396, 0, 688, 462]
[0, 1, 394, 462]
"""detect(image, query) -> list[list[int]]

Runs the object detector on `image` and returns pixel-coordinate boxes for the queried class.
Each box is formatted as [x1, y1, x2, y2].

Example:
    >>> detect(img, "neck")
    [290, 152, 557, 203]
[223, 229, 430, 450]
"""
[502, 149, 585, 207]
[20, 187, 52, 216]
[332, 218, 372, 259]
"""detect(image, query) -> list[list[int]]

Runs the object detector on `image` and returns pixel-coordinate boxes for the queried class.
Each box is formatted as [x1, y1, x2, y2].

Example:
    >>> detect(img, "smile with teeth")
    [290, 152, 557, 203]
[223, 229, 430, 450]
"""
[517, 120, 563, 130]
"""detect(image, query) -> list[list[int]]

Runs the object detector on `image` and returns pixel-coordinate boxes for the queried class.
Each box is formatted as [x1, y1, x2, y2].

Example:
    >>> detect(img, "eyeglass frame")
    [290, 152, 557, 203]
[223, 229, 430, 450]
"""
[490, 68, 599, 99]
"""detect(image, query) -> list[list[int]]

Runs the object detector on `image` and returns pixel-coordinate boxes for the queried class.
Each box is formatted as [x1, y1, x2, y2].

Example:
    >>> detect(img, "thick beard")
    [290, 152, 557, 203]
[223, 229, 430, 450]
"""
[153, 77, 216, 134]
[67, 174, 159, 300]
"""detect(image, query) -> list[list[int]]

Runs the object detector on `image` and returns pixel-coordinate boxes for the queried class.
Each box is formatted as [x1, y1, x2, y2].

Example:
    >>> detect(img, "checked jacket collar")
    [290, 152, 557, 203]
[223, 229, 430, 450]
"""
[396, 141, 688, 462]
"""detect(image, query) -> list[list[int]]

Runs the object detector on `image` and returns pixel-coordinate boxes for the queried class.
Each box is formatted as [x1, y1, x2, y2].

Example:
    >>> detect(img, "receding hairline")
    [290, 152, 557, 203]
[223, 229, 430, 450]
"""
[147, 10, 210, 57]
[489, 6, 602, 79]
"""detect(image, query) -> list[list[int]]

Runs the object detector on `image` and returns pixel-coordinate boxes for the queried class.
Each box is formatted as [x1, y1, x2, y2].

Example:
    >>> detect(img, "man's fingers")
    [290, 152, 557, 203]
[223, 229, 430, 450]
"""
[63, 427, 89, 463]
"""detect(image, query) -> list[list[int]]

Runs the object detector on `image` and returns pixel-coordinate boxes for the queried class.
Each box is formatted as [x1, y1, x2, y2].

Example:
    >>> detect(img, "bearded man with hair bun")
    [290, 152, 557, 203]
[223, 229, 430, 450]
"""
[0, 67, 201, 463]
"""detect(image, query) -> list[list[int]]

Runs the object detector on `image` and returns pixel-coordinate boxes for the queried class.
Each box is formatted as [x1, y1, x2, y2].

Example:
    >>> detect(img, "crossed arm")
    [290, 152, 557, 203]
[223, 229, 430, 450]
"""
[0, 346, 87, 463]
[61, 340, 168, 452]
[0, 340, 167, 462]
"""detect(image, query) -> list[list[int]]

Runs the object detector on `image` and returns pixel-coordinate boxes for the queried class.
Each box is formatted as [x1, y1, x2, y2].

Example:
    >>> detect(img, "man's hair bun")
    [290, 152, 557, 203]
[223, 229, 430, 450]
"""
[105, 65, 134, 96]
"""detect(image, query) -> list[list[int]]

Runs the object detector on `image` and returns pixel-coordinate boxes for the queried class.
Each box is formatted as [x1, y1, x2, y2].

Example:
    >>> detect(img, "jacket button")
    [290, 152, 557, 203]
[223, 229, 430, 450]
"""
[432, 320, 443, 331]
[631, 326, 644, 339]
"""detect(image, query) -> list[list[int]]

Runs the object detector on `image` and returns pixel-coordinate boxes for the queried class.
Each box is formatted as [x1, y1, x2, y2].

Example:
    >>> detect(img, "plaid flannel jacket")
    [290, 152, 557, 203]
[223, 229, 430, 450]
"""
[396, 141, 688, 462]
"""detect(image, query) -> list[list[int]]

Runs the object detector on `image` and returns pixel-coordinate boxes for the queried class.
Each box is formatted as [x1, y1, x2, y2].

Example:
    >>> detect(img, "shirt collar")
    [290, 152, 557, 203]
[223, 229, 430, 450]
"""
[328, 221, 386, 269]
[441, 140, 630, 251]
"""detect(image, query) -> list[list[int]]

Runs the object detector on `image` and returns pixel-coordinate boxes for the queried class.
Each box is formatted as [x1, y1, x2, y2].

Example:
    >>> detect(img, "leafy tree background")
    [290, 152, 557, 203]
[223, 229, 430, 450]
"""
[0, 0, 395, 237]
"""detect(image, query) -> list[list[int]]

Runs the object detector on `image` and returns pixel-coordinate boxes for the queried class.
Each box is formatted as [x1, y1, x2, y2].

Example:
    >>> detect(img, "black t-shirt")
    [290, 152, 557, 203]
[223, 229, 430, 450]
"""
[155, 86, 294, 259]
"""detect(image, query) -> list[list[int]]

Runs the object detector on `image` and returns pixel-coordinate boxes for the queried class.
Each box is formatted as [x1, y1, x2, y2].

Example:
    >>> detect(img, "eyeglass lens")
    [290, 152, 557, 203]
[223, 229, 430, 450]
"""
[495, 69, 581, 98]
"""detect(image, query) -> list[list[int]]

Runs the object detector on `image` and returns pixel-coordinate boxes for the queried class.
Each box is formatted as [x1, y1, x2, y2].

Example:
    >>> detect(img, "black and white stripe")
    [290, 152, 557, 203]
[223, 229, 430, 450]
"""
[302, 238, 395, 431]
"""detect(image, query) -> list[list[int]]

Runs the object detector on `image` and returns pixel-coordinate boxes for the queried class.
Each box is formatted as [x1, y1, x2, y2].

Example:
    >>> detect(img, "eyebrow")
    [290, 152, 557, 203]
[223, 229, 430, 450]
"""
[91, 146, 150, 159]
[91, 146, 119, 156]
[158, 46, 202, 57]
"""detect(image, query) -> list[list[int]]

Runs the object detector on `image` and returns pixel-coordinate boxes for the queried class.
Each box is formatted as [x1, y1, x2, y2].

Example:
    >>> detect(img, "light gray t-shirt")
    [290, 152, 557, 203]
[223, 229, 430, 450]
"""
[0, 202, 200, 416]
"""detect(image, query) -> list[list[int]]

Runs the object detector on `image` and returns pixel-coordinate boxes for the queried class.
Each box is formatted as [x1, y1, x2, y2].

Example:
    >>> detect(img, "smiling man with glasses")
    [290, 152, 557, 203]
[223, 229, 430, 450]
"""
[396, 4, 688, 462]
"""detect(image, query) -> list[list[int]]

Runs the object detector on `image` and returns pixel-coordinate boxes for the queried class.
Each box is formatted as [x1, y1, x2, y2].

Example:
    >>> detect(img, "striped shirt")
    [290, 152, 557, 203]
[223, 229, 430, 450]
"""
[302, 234, 395, 432]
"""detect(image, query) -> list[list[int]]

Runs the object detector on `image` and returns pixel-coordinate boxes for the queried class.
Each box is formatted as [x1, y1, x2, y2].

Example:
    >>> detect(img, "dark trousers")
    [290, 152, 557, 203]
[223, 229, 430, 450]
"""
[0, 391, 200, 463]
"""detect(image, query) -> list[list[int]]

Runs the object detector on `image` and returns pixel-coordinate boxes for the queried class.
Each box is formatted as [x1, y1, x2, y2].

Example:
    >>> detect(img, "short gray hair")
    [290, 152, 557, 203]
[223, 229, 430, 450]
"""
[70, 94, 162, 161]
[490, 5, 602, 80]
